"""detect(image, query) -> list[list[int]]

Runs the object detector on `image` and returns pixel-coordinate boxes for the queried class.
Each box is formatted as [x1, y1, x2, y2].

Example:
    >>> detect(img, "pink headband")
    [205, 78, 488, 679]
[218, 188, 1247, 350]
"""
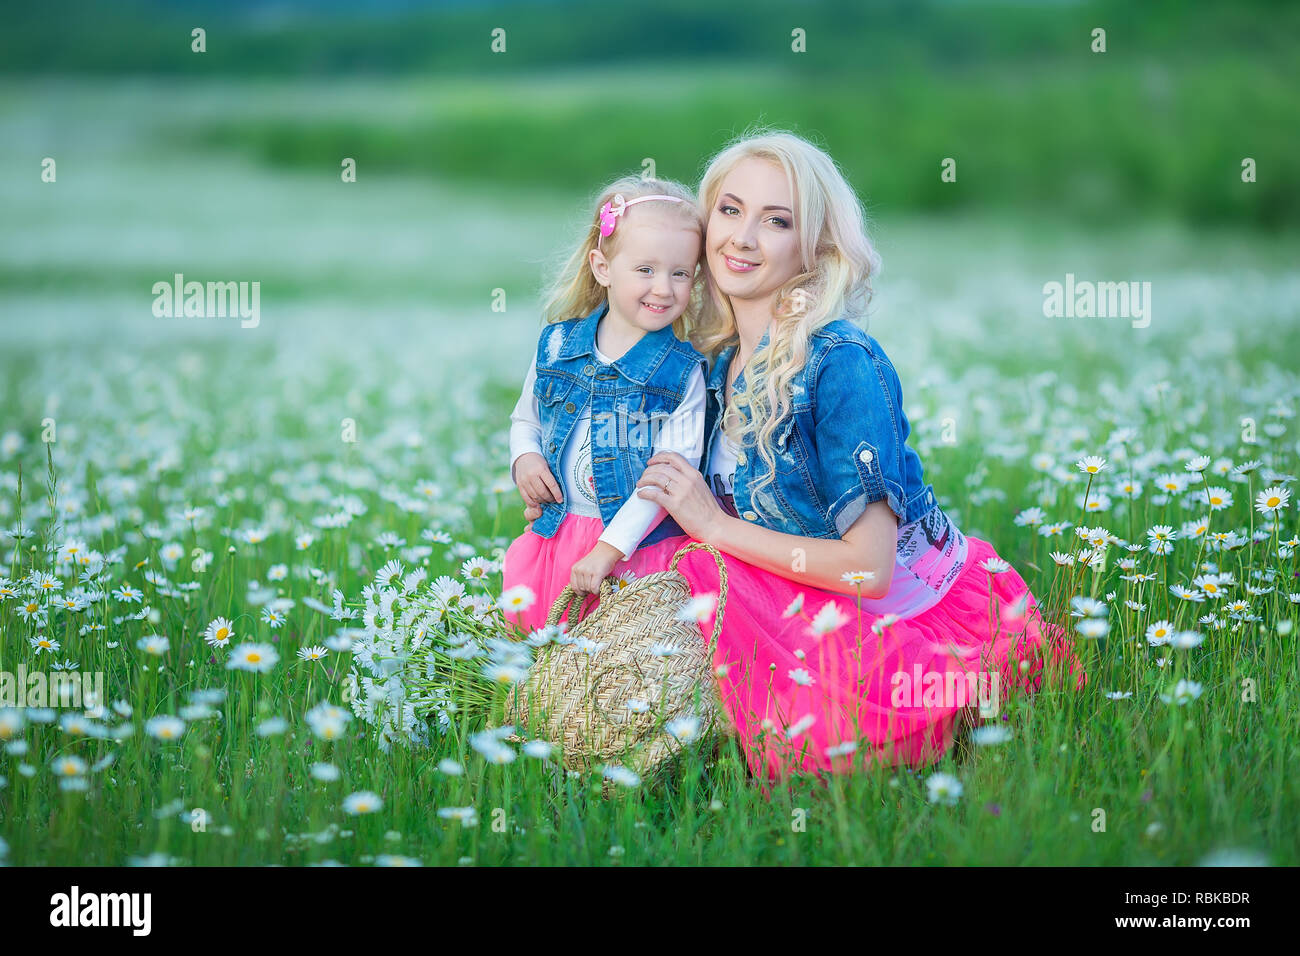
[597, 193, 685, 248]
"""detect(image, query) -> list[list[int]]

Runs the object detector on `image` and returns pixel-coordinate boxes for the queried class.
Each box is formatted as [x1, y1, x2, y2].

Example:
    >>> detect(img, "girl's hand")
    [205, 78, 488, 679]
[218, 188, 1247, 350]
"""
[514, 452, 563, 509]
[523, 502, 542, 524]
[635, 452, 727, 541]
[570, 541, 624, 597]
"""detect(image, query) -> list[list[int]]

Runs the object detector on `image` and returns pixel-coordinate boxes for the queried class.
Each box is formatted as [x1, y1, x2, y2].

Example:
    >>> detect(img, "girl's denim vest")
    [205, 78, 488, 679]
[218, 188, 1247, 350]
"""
[701, 318, 938, 539]
[530, 303, 706, 548]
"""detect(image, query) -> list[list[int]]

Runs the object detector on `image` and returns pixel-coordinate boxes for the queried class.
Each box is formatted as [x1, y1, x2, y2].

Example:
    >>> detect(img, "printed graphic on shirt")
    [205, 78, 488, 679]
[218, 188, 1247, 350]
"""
[571, 431, 598, 508]
[707, 431, 736, 490]
[861, 505, 969, 618]
[708, 468, 735, 499]
[706, 423, 739, 517]
[715, 489, 739, 519]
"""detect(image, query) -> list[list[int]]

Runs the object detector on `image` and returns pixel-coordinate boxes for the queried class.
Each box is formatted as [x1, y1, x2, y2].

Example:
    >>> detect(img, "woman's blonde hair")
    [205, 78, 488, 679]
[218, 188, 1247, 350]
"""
[539, 175, 706, 340]
[692, 128, 883, 520]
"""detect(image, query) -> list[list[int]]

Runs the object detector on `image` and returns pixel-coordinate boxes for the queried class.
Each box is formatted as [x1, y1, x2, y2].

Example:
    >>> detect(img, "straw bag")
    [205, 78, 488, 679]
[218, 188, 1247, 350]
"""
[504, 541, 729, 785]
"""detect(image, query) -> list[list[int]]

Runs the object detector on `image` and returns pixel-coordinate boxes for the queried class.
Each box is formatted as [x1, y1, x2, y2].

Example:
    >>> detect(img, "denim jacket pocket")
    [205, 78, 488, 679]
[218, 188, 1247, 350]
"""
[535, 370, 574, 406]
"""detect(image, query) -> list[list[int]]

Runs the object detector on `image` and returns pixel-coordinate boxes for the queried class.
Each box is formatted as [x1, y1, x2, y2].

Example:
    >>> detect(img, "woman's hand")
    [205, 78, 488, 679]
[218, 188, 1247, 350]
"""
[635, 451, 727, 541]
[570, 541, 623, 597]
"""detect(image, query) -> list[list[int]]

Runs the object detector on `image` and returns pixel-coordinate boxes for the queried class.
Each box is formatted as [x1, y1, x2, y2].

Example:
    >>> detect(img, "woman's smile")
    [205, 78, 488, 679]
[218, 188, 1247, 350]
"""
[722, 253, 760, 273]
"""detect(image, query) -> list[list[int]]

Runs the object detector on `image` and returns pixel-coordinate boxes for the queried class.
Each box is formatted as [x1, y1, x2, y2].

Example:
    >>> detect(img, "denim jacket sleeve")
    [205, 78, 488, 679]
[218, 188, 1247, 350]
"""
[812, 339, 908, 533]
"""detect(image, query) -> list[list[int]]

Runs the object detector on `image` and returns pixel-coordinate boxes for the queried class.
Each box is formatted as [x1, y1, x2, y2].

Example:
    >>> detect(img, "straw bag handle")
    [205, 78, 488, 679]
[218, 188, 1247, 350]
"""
[668, 541, 729, 653]
[545, 576, 617, 630]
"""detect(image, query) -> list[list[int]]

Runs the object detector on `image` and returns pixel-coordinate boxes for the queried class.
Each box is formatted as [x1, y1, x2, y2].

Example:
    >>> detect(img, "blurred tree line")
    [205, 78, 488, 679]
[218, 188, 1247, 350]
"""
[6, 0, 1295, 228]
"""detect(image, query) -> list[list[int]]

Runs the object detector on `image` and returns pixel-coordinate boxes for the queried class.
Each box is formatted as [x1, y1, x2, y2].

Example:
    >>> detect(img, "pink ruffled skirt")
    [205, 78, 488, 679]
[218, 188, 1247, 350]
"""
[670, 535, 1086, 782]
[501, 513, 689, 635]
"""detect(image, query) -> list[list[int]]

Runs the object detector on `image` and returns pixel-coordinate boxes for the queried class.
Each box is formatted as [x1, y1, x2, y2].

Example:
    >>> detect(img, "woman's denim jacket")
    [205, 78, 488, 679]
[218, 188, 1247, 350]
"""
[702, 318, 937, 538]
[530, 302, 706, 547]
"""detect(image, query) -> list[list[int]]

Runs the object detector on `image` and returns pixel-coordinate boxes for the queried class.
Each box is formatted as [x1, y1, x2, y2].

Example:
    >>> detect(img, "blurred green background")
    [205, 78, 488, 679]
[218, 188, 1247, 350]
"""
[1, 0, 1296, 399]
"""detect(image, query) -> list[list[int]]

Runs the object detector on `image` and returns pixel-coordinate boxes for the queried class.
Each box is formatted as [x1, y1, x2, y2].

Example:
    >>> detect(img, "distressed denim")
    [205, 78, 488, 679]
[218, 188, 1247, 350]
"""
[701, 318, 937, 538]
[530, 302, 706, 547]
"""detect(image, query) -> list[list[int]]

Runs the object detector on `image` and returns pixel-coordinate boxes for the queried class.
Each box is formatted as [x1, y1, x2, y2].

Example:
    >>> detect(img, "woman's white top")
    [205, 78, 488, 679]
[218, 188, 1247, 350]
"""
[704, 422, 742, 519]
[509, 339, 705, 558]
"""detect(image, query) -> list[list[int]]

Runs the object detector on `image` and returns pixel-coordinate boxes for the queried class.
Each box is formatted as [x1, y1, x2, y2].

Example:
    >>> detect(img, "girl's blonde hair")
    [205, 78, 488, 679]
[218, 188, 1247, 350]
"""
[539, 175, 705, 340]
[692, 128, 883, 521]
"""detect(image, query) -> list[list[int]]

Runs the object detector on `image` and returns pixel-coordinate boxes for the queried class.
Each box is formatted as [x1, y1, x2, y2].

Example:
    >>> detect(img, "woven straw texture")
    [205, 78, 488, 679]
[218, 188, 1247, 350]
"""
[505, 541, 728, 785]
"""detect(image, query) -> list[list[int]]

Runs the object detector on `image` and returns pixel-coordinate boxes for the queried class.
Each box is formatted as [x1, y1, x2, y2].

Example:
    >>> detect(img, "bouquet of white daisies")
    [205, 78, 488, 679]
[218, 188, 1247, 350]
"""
[343, 555, 550, 751]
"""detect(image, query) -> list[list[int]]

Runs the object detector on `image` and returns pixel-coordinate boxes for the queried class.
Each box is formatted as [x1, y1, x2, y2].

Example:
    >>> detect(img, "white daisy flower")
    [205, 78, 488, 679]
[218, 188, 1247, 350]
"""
[1145, 621, 1174, 646]
[497, 585, 535, 613]
[1159, 679, 1204, 706]
[343, 791, 384, 815]
[601, 764, 641, 788]
[226, 643, 279, 673]
[809, 602, 848, 636]
[136, 634, 170, 656]
[788, 668, 814, 686]
[926, 771, 963, 806]
[203, 617, 234, 647]
[437, 806, 478, 827]
[144, 715, 186, 741]
[665, 716, 701, 743]
[969, 725, 1012, 746]
[1255, 486, 1290, 514]
[675, 593, 717, 623]
[522, 740, 554, 759]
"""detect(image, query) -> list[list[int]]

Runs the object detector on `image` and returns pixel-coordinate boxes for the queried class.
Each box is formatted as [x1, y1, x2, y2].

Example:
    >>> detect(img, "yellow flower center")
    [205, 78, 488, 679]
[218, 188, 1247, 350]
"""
[247, 652, 261, 663]
[1267, 496, 1280, 507]
[216, 628, 228, 640]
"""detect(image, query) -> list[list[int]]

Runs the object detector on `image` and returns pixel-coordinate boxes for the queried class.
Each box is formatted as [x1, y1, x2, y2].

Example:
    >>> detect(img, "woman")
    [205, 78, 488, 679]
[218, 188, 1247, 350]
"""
[530, 130, 1084, 781]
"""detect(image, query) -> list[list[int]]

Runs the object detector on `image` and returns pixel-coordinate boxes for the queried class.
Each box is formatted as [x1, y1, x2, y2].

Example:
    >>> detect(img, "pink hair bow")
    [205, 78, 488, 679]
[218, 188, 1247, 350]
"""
[596, 192, 686, 248]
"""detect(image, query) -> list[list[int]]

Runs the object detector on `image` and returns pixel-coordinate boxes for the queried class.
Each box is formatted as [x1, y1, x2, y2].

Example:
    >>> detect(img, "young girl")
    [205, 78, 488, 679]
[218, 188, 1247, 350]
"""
[501, 177, 707, 636]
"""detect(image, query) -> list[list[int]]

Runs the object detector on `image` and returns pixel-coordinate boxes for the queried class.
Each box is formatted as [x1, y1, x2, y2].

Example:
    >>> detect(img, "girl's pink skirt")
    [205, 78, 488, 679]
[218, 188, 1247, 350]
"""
[669, 535, 1086, 782]
[501, 512, 689, 635]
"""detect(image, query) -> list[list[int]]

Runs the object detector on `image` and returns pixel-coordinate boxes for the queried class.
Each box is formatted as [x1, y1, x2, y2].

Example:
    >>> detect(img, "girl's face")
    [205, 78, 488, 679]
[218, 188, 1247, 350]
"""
[589, 209, 701, 334]
[705, 157, 803, 307]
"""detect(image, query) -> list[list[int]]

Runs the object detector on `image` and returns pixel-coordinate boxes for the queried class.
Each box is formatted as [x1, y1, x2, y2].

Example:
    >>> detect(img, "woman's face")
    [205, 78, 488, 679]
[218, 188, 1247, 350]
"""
[705, 157, 803, 308]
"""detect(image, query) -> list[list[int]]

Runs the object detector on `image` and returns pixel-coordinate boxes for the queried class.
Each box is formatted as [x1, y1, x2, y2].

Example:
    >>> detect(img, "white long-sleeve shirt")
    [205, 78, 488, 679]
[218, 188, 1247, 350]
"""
[509, 342, 705, 558]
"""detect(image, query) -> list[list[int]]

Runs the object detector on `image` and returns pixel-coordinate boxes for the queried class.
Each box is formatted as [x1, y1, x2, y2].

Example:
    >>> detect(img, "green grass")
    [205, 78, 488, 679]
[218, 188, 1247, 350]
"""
[0, 278, 1297, 864]
[0, 70, 1297, 866]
